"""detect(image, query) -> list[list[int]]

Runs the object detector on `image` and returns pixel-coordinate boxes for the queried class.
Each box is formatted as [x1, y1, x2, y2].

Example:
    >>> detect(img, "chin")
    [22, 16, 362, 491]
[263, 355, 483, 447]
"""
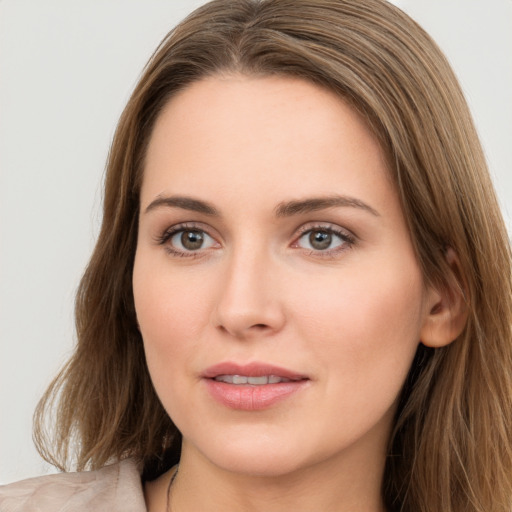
[186, 433, 313, 478]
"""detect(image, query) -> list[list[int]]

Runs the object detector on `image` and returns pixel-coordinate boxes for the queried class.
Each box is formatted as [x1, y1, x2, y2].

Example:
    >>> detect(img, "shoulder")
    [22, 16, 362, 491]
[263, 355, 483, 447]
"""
[0, 459, 146, 512]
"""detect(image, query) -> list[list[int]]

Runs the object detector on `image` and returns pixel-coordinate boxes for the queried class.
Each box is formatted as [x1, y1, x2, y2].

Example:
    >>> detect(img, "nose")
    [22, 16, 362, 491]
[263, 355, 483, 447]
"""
[213, 248, 286, 339]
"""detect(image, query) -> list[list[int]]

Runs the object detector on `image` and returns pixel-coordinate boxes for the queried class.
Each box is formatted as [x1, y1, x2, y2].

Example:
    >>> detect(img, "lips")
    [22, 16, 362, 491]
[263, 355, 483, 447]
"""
[202, 362, 309, 411]
[213, 375, 292, 385]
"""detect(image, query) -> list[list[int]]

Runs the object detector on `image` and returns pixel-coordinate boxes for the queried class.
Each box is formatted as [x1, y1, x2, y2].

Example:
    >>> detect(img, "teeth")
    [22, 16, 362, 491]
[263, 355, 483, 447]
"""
[248, 376, 268, 385]
[213, 375, 292, 385]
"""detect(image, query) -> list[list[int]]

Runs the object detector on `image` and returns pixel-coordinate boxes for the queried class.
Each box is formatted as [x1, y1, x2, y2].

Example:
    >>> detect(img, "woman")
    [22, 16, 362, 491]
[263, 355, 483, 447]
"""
[1, 0, 511, 511]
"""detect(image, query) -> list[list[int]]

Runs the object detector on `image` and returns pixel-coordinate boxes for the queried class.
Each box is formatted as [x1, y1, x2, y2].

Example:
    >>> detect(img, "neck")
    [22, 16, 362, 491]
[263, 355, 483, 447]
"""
[147, 440, 388, 512]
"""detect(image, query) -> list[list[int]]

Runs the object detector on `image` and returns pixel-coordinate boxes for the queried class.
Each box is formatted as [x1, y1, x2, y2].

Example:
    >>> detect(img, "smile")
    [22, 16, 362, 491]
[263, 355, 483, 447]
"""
[213, 375, 294, 385]
[203, 362, 310, 410]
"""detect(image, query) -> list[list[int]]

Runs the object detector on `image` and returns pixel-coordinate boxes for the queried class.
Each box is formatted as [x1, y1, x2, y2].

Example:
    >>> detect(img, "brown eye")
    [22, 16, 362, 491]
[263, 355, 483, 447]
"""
[309, 231, 332, 250]
[296, 227, 351, 253]
[181, 230, 204, 250]
[170, 229, 216, 252]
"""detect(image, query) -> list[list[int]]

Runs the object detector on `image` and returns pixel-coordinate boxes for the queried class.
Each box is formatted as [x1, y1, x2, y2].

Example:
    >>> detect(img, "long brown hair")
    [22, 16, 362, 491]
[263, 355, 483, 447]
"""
[34, 1, 512, 510]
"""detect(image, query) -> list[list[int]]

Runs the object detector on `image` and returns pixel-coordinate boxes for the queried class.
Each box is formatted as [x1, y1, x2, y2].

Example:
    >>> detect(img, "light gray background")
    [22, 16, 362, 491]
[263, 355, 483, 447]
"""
[1, 0, 511, 484]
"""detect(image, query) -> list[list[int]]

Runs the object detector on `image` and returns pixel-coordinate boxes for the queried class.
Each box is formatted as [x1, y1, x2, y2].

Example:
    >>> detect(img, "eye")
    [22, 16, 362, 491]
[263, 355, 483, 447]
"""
[294, 226, 354, 253]
[169, 229, 216, 252]
[155, 224, 219, 257]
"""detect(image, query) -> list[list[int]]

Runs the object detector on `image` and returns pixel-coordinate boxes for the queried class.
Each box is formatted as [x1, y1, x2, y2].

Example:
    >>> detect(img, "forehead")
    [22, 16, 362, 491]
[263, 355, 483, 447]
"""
[141, 74, 394, 215]
[147, 74, 380, 158]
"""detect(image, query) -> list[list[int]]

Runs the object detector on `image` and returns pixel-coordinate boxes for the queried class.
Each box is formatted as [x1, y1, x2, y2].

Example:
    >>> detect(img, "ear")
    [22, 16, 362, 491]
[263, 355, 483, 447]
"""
[420, 248, 469, 348]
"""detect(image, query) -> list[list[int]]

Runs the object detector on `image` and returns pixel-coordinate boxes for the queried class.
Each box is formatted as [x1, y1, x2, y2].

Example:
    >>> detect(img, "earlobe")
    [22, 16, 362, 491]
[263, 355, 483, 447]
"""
[420, 248, 469, 348]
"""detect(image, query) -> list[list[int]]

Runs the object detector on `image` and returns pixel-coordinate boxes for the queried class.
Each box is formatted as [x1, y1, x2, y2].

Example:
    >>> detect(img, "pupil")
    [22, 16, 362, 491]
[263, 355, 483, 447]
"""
[181, 230, 204, 250]
[309, 231, 331, 250]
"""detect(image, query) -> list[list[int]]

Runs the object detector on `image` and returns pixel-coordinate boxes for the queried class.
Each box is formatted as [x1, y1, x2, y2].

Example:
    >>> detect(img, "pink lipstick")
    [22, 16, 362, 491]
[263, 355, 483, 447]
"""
[202, 362, 309, 411]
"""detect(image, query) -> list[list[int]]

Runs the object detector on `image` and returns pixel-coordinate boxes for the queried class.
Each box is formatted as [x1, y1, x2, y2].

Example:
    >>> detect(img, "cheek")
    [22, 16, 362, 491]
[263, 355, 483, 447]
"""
[292, 261, 425, 399]
[132, 254, 210, 383]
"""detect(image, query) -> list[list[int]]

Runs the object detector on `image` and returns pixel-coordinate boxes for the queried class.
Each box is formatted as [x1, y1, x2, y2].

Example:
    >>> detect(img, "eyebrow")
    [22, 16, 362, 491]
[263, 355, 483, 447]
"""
[144, 194, 379, 218]
[144, 195, 220, 216]
[275, 195, 380, 217]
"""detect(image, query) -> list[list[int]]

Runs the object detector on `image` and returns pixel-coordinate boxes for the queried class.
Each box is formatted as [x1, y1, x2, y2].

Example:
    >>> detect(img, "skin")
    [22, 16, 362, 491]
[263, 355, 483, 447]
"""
[134, 75, 450, 512]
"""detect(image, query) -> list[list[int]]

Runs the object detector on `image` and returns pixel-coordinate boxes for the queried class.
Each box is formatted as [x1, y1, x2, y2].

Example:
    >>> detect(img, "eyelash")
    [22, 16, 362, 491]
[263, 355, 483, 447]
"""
[155, 222, 214, 258]
[292, 224, 356, 258]
[155, 222, 356, 259]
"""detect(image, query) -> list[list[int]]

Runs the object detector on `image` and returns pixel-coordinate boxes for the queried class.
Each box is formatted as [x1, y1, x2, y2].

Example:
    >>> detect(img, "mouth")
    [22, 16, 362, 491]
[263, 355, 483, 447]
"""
[202, 361, 307, 381]
[202, 362, 310, 410]
[213, 374, 298, 385]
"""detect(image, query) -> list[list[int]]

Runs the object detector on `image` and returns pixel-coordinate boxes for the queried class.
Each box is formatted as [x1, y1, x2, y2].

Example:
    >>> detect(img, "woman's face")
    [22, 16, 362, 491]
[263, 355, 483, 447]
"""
[133, 75, 435, 477]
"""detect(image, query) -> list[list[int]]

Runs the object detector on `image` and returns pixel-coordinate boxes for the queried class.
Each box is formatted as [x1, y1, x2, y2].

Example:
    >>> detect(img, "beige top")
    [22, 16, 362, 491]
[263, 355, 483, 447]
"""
[0, 459, 147, 512]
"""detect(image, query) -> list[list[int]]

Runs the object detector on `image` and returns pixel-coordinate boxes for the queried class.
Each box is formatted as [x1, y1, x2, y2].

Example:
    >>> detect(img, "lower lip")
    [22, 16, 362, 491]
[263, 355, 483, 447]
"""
[204, 379, 308, 410]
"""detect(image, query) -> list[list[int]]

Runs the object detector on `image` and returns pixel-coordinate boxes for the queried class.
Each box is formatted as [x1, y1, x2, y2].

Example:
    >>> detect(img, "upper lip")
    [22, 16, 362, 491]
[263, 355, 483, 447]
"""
[202, 362, 308, 381]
